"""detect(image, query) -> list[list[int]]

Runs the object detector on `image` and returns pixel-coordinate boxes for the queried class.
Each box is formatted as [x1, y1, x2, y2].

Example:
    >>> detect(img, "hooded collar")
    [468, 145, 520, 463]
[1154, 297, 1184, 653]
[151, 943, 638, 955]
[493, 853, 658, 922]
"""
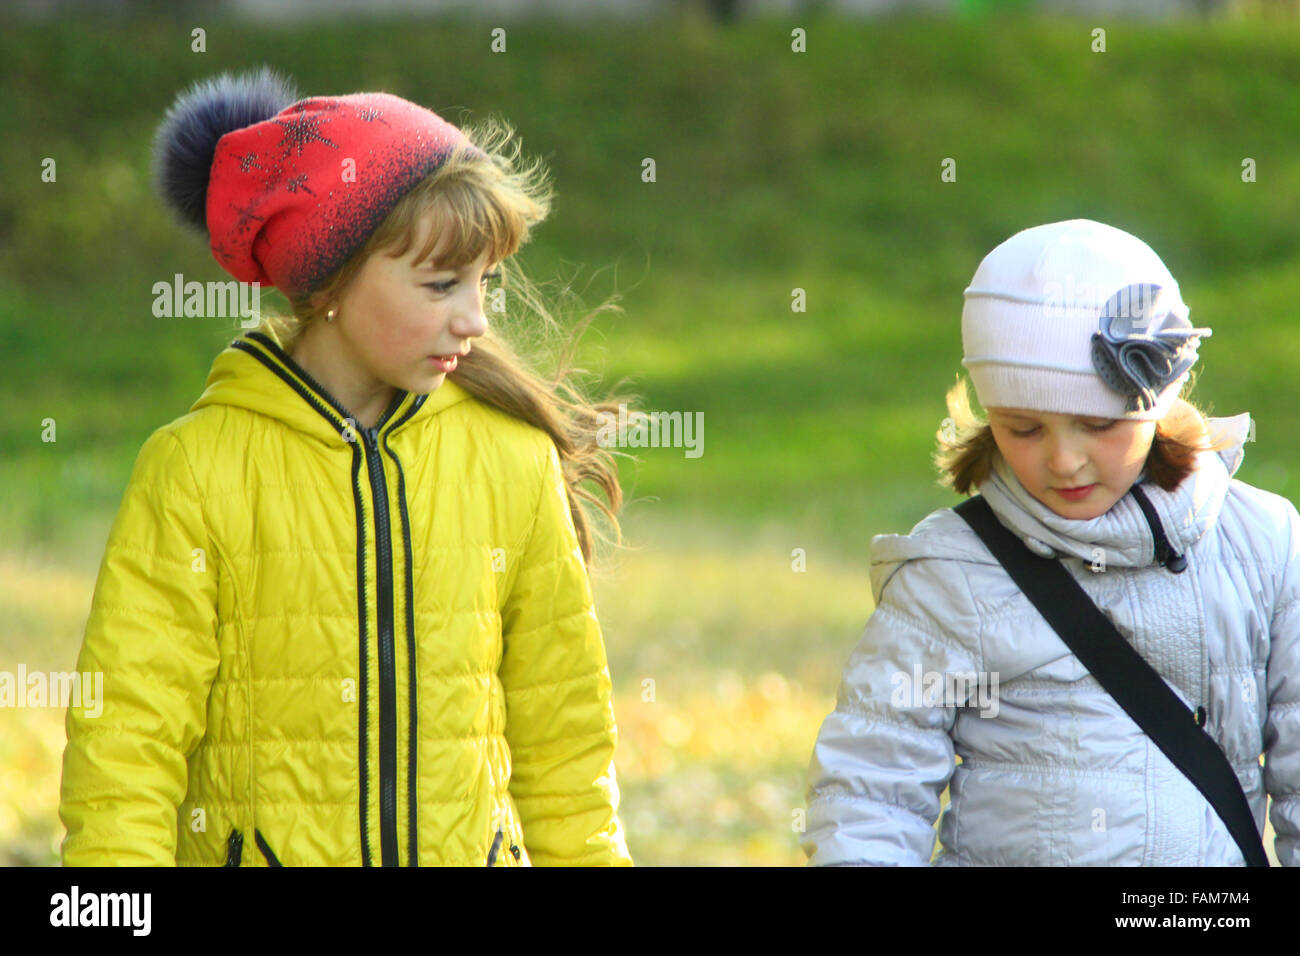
[977, 412, 1253, 568]
[189, 329, 472, 448]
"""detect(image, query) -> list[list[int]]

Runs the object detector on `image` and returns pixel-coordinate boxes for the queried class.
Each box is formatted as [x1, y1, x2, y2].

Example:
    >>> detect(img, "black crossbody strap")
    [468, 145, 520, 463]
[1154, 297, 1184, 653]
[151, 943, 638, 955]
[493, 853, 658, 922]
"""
[953, 494, 1268, 867]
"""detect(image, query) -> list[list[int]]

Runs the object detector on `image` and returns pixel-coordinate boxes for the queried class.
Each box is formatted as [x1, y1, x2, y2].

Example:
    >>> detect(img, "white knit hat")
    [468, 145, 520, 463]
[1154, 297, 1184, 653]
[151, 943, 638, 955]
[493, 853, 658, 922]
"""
[961, 219, 1212, 421]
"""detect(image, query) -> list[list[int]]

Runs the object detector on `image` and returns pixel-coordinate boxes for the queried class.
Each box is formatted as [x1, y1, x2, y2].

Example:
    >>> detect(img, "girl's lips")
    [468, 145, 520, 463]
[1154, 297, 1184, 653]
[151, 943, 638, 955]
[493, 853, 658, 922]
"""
[1057, 483, 1096, 500]
[428, 354, 458, 373]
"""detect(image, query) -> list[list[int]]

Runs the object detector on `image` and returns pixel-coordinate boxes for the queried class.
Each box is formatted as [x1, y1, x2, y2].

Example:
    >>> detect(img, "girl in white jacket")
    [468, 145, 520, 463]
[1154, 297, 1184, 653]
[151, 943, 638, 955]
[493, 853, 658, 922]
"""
[804, 219, 1300, 866]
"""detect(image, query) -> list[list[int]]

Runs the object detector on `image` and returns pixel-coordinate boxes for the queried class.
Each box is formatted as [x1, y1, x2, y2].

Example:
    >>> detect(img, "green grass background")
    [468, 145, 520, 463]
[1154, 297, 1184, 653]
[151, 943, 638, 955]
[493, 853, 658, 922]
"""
[1, 8, 1296, 865]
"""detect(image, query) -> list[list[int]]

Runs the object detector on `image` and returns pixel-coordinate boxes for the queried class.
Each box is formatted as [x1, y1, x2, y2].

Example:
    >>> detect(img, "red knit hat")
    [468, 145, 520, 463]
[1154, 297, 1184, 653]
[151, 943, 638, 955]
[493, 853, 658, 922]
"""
[151, 67, 481, 299]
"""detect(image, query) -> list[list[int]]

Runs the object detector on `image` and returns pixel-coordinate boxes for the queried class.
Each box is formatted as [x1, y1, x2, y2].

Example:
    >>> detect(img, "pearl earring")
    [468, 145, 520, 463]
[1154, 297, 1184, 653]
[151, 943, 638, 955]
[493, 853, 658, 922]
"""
[326, 308, 337, 323]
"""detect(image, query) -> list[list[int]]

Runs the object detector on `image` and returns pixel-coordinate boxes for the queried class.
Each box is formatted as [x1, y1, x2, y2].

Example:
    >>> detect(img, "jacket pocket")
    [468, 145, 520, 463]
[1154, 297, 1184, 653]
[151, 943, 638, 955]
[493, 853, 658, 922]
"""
[224, 828, 243, 867]
[254, 829, 283, 867]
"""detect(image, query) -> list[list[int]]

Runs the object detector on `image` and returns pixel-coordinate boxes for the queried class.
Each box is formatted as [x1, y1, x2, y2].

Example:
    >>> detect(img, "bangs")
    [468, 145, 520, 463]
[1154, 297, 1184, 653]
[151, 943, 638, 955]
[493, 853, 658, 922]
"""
[355, 121, 550, 278]
[389, 170, 527, 272]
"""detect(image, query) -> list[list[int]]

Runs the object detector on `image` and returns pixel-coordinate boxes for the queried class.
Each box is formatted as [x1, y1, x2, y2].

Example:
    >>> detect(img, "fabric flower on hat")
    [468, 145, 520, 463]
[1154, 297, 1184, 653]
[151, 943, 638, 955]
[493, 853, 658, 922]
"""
[1090, 282, 1212, 414]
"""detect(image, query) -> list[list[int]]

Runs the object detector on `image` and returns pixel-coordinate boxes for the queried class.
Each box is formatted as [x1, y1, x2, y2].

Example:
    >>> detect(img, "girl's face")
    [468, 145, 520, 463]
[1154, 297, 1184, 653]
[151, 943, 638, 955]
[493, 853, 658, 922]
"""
[987, 407, 1156, 519]
[329, 208, 495, 396]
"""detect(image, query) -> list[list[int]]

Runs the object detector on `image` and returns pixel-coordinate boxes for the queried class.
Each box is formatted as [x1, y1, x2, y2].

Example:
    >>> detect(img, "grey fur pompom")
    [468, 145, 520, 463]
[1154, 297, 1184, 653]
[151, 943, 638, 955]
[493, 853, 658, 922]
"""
[150, 66, 300, 234]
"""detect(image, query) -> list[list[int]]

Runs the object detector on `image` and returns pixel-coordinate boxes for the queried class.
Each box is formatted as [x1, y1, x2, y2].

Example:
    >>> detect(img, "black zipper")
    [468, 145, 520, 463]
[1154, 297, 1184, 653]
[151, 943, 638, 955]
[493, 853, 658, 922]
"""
[360, 399, 406, 867]
[1130, 484, 1187, 573]
[350, 442, 371, 865]
[231, 332, 423, 866]
[380, 411, 424, 866]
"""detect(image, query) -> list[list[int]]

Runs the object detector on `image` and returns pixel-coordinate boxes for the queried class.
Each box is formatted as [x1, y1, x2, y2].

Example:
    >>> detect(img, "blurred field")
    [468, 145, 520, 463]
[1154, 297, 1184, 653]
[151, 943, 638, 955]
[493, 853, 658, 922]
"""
[4, 11, 1300, 865]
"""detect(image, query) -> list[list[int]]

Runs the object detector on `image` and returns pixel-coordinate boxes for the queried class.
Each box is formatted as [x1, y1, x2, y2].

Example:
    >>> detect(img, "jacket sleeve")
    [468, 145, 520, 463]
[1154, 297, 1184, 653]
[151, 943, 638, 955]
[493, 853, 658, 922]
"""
[803, 556, 981, 866]
[498, 439, 633, 866]
[1264, 499, 1300, 867]
[59, 427, 220, 866]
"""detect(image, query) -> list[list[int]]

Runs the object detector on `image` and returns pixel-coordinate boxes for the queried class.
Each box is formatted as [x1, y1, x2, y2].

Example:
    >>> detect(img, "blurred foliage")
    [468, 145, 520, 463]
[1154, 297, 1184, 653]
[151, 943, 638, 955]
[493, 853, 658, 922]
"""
[5, 13, 1300, 558]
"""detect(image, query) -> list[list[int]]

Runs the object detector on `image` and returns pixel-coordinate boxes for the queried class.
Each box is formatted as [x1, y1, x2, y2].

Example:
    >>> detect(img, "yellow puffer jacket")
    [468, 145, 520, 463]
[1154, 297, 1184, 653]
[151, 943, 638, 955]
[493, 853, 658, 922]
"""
[59, 329, 633, 866]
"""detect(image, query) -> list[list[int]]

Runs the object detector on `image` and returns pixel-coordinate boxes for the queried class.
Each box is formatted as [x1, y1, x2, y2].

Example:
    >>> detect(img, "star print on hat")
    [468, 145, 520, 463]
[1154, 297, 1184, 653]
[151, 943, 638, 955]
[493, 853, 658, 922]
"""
[151, 66, 482, 299]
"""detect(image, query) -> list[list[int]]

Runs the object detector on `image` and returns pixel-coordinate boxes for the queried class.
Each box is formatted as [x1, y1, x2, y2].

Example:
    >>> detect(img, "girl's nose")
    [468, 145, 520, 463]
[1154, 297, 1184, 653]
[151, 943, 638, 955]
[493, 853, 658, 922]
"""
[1045, 437, 1086, 477]
[453, 295, 489, 339]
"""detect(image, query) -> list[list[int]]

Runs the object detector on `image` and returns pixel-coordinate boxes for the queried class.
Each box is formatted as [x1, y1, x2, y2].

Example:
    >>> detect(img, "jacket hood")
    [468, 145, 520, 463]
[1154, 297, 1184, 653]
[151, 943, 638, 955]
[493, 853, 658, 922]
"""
[189, 329, 473, 447]
[869, 412, 1254, 603]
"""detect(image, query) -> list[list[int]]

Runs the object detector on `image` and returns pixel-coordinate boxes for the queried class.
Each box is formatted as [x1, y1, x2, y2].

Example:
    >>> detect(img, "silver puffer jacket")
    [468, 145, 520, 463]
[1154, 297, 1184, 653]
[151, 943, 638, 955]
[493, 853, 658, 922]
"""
[804, 413, 1300, 866]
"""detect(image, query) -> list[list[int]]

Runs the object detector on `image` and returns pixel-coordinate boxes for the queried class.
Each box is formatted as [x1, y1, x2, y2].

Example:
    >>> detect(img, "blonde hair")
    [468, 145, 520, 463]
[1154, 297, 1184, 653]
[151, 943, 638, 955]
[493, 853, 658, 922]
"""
[254, 115, 637, 565]
[933, 371, 1237, 496]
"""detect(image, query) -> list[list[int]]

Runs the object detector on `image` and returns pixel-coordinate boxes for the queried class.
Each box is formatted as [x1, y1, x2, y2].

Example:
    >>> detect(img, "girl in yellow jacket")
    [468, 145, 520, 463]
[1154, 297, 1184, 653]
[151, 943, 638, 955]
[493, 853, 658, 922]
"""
[58, 67, 635, 866]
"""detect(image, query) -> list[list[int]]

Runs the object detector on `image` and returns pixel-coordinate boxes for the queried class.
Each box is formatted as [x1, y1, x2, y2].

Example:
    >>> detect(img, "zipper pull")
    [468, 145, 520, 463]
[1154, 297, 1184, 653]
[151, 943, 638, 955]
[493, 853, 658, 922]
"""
[1130, 484, 1187, 574]
[486, 828, 504, 867]
[361, 426, 379, 450]
[224, 828, 244, 867]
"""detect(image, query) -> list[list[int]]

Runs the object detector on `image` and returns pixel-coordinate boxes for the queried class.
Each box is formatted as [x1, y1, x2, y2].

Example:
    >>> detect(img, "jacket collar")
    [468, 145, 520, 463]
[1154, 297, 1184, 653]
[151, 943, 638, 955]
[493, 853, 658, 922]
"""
[189, 329, 472, 448]
[976, 412, 1253, 568]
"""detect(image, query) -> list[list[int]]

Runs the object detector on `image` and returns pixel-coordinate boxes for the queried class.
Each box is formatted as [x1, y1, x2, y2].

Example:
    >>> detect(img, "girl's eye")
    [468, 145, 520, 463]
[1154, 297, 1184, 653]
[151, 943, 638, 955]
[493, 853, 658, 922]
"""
[1008, 422, 1113, 437]
[424, 270, 501, 294]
